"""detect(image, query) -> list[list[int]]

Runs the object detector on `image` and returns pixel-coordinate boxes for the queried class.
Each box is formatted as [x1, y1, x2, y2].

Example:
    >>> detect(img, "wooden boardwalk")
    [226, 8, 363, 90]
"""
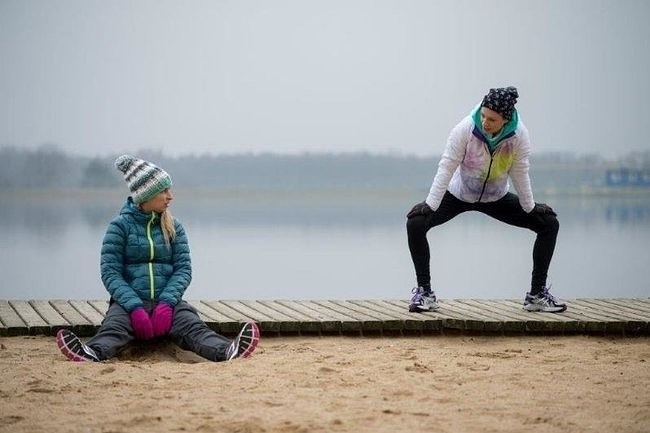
[1, 298, 649, 337]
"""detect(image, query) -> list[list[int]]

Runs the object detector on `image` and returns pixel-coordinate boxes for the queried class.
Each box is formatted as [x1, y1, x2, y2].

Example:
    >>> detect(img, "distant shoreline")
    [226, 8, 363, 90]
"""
[1, 186, 649, 202]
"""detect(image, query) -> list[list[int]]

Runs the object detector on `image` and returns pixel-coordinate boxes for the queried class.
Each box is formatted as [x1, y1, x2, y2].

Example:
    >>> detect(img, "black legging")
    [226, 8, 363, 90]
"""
[406, 191, 559, 293]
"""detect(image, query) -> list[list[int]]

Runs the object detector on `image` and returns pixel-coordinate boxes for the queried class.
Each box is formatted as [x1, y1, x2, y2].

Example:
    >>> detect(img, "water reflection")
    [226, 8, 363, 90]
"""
[1, 189, 648, 300]
[2, 189, 650, 230]
[604, 203, 650, 224]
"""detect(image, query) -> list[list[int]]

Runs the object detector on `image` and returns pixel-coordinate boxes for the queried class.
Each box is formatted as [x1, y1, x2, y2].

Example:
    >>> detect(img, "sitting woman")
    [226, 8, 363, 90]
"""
[57, 154, 259, 362]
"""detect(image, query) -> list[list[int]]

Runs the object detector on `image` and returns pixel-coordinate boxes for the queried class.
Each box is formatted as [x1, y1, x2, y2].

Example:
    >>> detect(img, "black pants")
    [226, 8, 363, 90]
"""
[87, 300, 232, 361]
[406, 191, 559, 293]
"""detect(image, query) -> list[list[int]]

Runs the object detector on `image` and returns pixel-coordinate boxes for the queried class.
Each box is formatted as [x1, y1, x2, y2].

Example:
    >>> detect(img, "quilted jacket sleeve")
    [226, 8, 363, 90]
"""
[100, 218, 143, 312]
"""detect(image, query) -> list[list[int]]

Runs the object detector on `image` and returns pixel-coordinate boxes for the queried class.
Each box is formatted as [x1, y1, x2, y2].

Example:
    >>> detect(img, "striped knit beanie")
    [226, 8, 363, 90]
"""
[114, 154, 172, 204]
[481, 86, 519, 120]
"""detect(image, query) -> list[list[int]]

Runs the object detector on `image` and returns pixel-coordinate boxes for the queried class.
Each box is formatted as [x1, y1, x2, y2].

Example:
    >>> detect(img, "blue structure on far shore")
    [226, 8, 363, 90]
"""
[605, 168, 650, 187]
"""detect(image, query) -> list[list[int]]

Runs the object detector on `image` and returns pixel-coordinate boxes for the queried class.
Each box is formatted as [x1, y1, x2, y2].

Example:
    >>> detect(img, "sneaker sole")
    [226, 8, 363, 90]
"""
[227, 322, 260, 360]
[239, 322, 260, 358]
[523, 304, 567, 313]
[56, 329, 95, 362]
[408, 304, 440, 313]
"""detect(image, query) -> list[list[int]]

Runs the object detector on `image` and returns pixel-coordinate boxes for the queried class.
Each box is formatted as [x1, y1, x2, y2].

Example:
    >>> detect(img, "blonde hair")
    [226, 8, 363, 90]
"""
[161, 210, 176, 247]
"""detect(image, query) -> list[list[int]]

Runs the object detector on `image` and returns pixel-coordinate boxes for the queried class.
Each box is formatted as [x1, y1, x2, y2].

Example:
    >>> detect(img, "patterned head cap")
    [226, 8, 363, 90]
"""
[481, 86, 519, 120]
[114, 155, 172, 205]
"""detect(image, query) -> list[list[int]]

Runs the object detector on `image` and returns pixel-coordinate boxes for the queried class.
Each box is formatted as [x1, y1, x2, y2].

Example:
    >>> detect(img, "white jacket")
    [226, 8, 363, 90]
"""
[425, 115, 535, 213]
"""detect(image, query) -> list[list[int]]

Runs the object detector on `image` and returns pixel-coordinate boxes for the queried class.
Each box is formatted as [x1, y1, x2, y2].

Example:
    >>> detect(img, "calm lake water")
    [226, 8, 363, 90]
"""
[0, 189, 648, 301]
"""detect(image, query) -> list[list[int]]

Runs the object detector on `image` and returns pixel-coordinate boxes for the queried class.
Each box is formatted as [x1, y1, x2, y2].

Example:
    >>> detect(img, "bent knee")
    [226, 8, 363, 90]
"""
[541, 214, 559, 234]
[406, 215, 428, 234]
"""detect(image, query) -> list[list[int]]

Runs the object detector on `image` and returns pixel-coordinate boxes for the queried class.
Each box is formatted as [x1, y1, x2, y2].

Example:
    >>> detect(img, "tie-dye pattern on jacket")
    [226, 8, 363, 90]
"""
[425, 115, 535, 213]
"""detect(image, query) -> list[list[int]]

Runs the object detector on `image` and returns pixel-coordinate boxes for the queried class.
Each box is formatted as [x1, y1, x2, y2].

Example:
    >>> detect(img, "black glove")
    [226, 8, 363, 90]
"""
[532, 202, 557, 217]
[407, 201, 434, 219]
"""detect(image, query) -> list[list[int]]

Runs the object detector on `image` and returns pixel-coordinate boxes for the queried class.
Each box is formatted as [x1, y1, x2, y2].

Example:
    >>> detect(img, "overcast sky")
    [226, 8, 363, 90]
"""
[1, 0, 649, 158]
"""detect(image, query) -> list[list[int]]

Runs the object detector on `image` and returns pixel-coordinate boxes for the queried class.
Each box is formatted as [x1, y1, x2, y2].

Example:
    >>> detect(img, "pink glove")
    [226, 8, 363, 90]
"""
[130, 307, 154, 340]
[151, 303, 174, 337]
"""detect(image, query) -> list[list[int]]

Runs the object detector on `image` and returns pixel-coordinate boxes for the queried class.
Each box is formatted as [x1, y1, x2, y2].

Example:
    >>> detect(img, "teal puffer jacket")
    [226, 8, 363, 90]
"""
[100, 197, 192, 313]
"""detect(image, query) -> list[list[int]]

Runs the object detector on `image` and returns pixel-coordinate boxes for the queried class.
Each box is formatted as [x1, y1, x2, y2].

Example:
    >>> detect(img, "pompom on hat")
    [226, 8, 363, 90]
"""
[481, 86, 519, 120]
[114, 154, 172, 204]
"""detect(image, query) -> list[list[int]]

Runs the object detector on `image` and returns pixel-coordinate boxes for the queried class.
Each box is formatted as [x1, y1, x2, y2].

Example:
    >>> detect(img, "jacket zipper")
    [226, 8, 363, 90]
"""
[477, 146, 494, 203]
[146, 212, 156, 300]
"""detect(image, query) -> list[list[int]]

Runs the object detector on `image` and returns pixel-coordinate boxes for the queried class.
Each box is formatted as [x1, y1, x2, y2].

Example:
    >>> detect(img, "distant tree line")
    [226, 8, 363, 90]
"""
[1, 145, 648, 191]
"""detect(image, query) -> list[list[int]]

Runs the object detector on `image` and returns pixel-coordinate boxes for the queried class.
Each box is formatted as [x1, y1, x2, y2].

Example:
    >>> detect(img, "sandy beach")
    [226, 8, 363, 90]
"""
[1, 334, 648, 433]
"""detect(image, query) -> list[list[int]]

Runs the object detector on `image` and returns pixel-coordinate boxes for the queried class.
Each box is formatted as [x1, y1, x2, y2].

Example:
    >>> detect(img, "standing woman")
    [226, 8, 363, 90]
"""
[406, 87, 565, 313]
[57, 155, 259, 362]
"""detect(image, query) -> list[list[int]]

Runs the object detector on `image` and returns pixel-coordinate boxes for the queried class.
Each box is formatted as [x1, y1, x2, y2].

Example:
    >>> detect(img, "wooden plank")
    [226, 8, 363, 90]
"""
[69, 300, 105, 327]
[311, 300, 381, 333]
[87, 300, 109, 317]
[257, 301, 323, 333]
[280, 300, 345, 333]
[202, 301, 253, 321]
[470, 299, 569, 334]
[572, 299, 638, 320]
[349, 299, 442, 332]
[500, 299, 580, 333]
[576, 299, 650, 322]
[316, 300, 397, 332]
[607, 298, 650, 315]
[8, 300, 50, 335]
[188, 301, 239, 333]
[377, 299, 445, 331]
[220, 300, 288, 334]
[598, 299, 650, 325]
[578, 300, 648, 335]
[272, 300, 342, 334]
[296, 300, 364, 333]
[452, 300, 525, 333]
[287, 300, 362, 333]
[197, 301, 248, 334]
[441, 300, 503, 333]
[500, 299, 576, 322]
[29, 300, 70, 329]
[629, 298, 650, 311]
[342, 299, 412, 331]
[467, 299, 551, 323]
[569, 301, 629, 323]
[554, 301, 621, 334]
[595, 298, 650, 317]
[407, 298, 504, 332]
[258, 301, 330, 333]
[238, 301, 303, 333]
[50, 300, 93, 324]
[0, 300, 27, 336]
[461, 299, 544, 333]
[384, 299, 476, 332]
[188, 300, 235, 322]
[49, 300, 96, 336]
[573, 299, 647, 334]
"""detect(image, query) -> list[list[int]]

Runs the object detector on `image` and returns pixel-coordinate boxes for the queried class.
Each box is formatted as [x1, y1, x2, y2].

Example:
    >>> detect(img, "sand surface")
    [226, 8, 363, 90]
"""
[1, 334, 649, 433]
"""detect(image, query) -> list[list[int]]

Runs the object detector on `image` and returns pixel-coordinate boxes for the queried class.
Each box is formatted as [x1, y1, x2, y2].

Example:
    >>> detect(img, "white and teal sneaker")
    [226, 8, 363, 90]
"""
[408, 287, 440, 312]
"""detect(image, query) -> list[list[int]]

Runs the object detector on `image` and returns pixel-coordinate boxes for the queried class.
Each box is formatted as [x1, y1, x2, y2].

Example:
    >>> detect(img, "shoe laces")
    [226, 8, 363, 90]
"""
[411, 287, 434, 301]
[540, 285, 558, 303]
